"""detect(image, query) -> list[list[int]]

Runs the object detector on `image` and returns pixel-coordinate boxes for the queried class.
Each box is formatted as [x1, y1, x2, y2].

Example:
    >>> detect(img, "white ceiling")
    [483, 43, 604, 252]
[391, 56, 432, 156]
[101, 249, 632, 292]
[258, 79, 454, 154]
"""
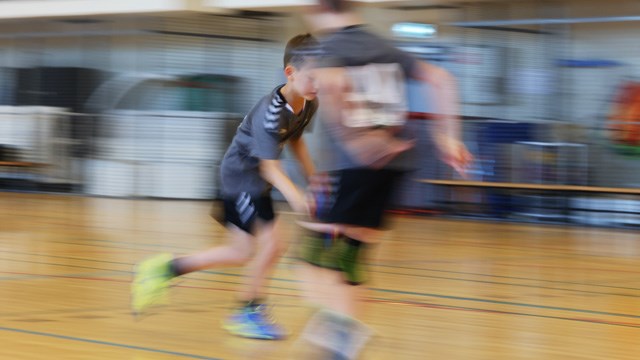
[0, 0, 606, 20]
[0, 0, 469, 19]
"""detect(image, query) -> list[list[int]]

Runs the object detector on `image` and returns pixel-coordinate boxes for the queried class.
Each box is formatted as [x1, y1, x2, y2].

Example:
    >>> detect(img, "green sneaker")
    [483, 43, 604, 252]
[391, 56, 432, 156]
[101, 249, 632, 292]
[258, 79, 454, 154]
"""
[131, 253, 174, 317]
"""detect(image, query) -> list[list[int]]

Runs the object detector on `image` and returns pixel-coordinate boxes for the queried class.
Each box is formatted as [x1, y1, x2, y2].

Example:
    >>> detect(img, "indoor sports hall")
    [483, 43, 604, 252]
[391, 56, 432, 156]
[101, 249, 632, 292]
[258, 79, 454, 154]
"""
[1, 1, 639, 359]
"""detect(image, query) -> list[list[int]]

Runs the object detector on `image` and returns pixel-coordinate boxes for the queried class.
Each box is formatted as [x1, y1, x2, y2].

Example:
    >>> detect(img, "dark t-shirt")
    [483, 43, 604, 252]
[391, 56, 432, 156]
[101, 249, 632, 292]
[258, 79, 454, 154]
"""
[315, 25, 422, 171]
[220, 85, 318, 197]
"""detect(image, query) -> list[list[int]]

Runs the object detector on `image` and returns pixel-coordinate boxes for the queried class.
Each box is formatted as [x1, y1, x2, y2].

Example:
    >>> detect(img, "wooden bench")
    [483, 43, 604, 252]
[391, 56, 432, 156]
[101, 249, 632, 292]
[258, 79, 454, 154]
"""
[421, 179, 640, 195]
[0, 161, 46, 168]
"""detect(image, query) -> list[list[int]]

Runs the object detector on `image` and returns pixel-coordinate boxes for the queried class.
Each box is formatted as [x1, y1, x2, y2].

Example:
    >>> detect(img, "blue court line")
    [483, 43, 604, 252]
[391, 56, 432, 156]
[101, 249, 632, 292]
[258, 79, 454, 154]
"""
[0, 326, 223, 360]
[3, 264, 640, 329]
[0, 257, 131, 273]
[45, 237, 640, 292]
[0, 249, 232, 271]
[195, 268, 640, 301]
[11, 237, 640, 294]
[371, 262, 640, 292]
[368, 268, 640, 298]
[369, 297, 640, 329]
[49, 238, 196, 252]
[371, 287, 640, 319]
[5, 255, 640, 321]
[0, 249, 135, 266]
[5, 242, 640, 319]
[8, 245, 640, 295]
[4, 250, 639, 301]
[0, 256, 640, 304]
[5, 252, 640, 314]
[0, 271, 122, 282]
[8, 212, 636, 261]
[17, 216, 215, 239]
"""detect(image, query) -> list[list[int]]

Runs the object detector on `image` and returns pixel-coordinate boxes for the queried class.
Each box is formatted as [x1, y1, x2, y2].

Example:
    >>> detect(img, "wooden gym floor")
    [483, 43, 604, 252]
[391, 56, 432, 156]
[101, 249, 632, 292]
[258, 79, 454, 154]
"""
[1, 192, 640, 359]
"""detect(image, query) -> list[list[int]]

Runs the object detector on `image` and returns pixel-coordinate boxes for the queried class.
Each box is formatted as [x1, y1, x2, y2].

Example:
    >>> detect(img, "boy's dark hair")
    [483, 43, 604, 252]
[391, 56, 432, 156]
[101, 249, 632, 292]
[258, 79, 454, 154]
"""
[283, 33, 320, 68]
[318, 0, 352, 13]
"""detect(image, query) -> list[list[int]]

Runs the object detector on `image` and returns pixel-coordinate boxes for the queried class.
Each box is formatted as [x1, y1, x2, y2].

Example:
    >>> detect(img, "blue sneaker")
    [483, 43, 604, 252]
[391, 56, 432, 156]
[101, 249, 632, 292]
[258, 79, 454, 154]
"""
[222, 304, 287, 340]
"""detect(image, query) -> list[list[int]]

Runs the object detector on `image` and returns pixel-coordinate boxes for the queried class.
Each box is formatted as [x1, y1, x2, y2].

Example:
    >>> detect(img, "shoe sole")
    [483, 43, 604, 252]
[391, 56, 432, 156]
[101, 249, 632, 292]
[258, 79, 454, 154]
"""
[221, 321, 284, 340]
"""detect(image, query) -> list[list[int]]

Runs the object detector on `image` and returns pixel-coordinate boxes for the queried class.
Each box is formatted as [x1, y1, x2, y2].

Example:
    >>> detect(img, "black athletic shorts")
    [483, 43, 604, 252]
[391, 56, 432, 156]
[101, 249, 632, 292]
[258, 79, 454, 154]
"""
[313, 168, 404, 228]
[212, 193, 275, 234]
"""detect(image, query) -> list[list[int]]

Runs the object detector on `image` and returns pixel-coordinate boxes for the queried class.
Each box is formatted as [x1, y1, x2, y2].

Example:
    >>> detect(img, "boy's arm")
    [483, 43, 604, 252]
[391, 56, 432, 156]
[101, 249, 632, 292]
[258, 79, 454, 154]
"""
[259, 159, 308, 213]
[249, 92, 308, 212]
[412, 61, 473, 176]
[288, 137, 315, 180]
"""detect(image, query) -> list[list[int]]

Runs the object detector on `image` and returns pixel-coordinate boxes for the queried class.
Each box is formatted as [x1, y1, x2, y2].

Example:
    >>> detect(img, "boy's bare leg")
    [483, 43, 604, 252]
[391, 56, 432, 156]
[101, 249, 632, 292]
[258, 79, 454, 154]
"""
[131, 225, 253, 316]
[296, 264, 372, 360]
[239, 219, 286, 302]
[171, 225, 253, 273]
[298, 263, 362, 316]
[294, 223, 376, 359]
[219, 219, 289, 340]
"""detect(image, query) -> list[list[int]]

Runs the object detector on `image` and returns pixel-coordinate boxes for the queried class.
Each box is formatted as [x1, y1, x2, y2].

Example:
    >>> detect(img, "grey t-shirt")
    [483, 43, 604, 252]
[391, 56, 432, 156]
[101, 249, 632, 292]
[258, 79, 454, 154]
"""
[315, 25, 421, 171]
[220, 85, 318, 197]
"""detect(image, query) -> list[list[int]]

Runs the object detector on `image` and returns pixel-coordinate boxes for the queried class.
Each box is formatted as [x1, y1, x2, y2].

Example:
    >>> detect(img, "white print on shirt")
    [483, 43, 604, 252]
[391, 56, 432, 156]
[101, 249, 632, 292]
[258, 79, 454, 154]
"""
[264, 92, 286, 132]
[342, 63, 407, 128]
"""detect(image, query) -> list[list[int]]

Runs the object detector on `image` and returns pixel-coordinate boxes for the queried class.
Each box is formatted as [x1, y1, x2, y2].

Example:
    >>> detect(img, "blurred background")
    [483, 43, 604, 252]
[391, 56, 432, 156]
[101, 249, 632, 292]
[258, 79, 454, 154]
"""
[0, 0, 638, 227]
